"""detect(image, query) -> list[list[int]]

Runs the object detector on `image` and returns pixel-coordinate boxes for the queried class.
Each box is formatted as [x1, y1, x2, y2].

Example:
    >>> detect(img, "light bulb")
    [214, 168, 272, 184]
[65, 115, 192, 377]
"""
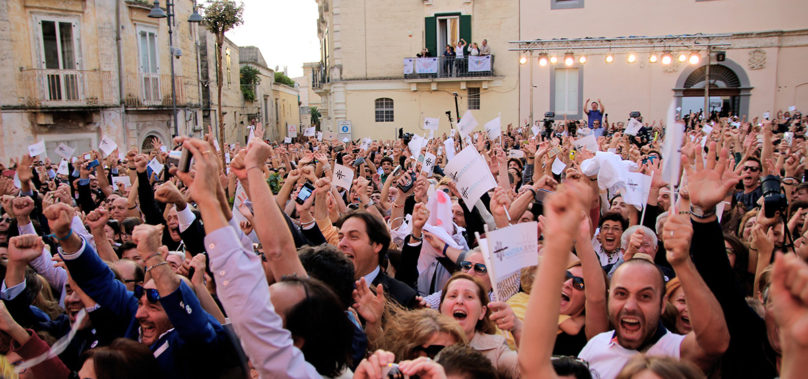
[689, 53, 700, 64]
[649, 54, 658, 63]
[605, 54, 614, 63]
[578, 55, 587, 64]
[661, 52, 672, 65]
[678, 53, 687, 62]
[550, 56, 558, 64]
[519, 55, 527, 65]
[538, 53, 548, 66]
[627, 53, 637, 63]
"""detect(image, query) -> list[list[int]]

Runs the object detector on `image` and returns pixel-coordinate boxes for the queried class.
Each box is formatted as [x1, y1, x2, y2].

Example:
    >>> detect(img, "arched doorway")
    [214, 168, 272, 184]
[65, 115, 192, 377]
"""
[673, 59, 752, 118]
[140, 131, 167, 152]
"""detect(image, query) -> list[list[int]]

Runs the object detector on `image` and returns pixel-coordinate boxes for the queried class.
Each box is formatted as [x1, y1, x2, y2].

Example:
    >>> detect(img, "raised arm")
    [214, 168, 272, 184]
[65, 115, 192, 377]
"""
[575, 215, 609, 338]
[519, 181, 588, 379]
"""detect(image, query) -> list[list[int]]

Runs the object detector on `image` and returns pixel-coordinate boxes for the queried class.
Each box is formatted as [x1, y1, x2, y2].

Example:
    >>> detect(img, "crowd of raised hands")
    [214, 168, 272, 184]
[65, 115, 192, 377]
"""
[0, 109, 805, 379]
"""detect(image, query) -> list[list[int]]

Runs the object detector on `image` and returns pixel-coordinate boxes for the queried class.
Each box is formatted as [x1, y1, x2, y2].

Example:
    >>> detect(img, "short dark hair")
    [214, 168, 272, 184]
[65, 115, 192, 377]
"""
[340, 211, 390, 266]
[599, 212, 628, 231]
[436, 344, 498, 379]
[120, 217, 142, 235]
[299, 244, 356, 309]
[281, 277, 354, 376]
[81, 338, 161, 379]
[116, 242, 137, 259]
[552, 356, 593, 379]
[745, 157, 762, 168]
[380, 156, 394, 166]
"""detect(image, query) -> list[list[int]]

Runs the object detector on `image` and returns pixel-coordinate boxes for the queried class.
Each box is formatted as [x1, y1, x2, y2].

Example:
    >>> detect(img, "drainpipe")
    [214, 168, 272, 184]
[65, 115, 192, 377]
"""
[116, 0, 128, 148]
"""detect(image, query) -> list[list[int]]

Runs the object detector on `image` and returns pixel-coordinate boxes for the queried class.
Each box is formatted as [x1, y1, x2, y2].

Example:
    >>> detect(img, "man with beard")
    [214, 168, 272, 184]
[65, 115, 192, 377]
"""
[47, 203, 238, 378]
[733, 157, 763, 212]
[578, 213, 729, 379]
[595, 212, 627, 275]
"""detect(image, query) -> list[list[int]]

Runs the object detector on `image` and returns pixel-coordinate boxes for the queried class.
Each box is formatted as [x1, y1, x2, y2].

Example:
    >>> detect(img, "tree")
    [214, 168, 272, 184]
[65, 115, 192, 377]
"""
[240, 65, 261, 102]
[202, 0, 244, 167]
[310, 106, 321, 130]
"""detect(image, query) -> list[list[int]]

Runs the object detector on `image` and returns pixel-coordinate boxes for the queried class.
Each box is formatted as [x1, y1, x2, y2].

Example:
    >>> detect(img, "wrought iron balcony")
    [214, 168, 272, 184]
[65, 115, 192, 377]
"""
[403, 55, 495, 79]
[16, 69, 115, 107]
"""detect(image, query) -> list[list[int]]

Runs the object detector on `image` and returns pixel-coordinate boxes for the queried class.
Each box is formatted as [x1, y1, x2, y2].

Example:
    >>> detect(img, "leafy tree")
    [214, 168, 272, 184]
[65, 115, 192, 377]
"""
[274, 72, 296, 87]
[240, 65, 261, 102]
[202, 0, 244, 167]
[310, 106, 321, 129]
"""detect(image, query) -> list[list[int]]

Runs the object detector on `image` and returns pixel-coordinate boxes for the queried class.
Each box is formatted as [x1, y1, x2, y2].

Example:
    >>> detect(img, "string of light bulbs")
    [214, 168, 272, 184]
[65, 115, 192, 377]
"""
[518, 51, 702, 66]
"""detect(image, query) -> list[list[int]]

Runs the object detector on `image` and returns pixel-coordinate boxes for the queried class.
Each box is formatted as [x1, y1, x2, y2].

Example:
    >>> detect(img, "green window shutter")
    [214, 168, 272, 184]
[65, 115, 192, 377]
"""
[460, 15, 472, 54]
[425, 17, 436, 57]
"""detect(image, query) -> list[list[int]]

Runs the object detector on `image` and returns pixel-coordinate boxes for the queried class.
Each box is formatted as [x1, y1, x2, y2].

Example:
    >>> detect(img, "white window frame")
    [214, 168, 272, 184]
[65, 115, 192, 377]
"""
[375, 98, 394, 123]
[136, 24, 161, 104]
[436, 16, 460, 51]
[551, 67, 583, 119]
[31, 14, 83, 103]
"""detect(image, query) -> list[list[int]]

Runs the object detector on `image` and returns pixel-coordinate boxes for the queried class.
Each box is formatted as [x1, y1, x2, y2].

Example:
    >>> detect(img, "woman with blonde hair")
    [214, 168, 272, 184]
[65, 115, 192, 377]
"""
[379, 308, 466, 361]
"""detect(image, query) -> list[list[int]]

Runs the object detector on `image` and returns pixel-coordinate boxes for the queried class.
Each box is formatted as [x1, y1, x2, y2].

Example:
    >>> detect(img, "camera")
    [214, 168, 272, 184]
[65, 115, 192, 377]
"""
[629, 111, 641, 119]
[542, 112, 555, 139]
[761, 175, 787, 218]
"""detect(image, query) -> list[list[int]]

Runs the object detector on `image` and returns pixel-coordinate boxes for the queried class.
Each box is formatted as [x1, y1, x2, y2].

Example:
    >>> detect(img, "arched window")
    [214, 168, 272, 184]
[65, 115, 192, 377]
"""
[375, 98, 394, 122]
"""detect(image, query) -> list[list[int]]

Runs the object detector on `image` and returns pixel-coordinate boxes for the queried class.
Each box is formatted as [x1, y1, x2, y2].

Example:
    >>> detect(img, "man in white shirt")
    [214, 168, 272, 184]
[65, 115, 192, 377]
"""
[579, 215, 729, 379]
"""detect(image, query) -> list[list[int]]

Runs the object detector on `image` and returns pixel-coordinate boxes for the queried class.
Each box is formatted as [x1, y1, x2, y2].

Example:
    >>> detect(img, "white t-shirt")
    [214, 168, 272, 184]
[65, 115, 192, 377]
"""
[578, 330, 686, 379]
[455, 45, 465, 58]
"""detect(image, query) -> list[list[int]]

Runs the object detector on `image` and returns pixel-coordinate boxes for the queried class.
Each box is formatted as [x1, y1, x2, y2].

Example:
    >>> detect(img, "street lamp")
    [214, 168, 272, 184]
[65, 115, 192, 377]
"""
[148, 0, 202, 138]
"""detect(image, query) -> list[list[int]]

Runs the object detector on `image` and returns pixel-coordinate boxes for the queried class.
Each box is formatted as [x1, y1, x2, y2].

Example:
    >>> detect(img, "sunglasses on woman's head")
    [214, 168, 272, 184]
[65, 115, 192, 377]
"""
[565, 271, 585, 290]
[460, 261, 487, 274]
[134, 285, 161, 303]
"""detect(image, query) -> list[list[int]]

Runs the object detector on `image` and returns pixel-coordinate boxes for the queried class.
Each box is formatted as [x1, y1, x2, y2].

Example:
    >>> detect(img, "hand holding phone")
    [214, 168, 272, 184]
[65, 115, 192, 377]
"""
[296, 182, 316, 205]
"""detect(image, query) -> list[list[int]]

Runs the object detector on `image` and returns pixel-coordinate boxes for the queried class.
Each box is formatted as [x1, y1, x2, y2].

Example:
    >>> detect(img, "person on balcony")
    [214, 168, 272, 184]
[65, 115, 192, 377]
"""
[480, 39, 491, 56]
[454, 38, 467, 76]
[443, 45, 455, 77]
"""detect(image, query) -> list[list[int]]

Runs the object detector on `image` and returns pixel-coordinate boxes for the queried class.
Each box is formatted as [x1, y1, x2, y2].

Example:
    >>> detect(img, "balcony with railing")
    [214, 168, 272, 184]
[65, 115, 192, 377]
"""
[403, 55, 495, 80]
[311, 63, 329, 90]
[16, 69, 116, 107]
[123, 73, 186, 108]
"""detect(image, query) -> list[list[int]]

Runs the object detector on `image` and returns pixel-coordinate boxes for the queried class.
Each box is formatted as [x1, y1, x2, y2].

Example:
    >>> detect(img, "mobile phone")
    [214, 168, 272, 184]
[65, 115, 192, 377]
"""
[86, 159, 100, 170]
[178, 148, 192, 173]
[390, 165, 402, 178]
[352, 157, 365, 167]
[381, 363, 404, 379]
[296, 182, 315, 204]
[397, 171, 418, 193]
[333, 145, 345, 153]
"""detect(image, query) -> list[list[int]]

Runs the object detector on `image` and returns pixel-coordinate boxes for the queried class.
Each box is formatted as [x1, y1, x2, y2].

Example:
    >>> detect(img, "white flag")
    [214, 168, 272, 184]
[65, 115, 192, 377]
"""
[444, 145, 496, 207]
[661, 102, 685, 187]
[484, 116, 501, 140]
[57, 159, 69, 176]
[456, 110, 478, 137]
[99, 136, 118, 157]
[484, 222, 539, 301]
[623, 172, 652, 210]
[551, 157, 567, 175]
[304, 127, 316, 137]
[111, 176, 131, 190]
[408, 134, 426, 157]
[421, 153, 437, 176]
[444, 138, 456, 161]
[625, 119, 643, 136]
[55, 143, 75, 160]
[573, 134, 599, 153]
[316, 131, 323, 141]
[332, 164, 354, 191]
[28, 140, 46, 157]
[147, 157, 164, 176]
[423, 117, 440, 131]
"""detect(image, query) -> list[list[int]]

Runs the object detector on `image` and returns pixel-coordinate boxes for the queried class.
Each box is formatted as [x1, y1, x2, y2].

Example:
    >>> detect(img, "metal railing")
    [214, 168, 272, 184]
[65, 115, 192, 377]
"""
[123, 73, 186, 107]
[312, 63, 328, 89]
[404, 55, 495, 79]
[16, 69, 115, 106]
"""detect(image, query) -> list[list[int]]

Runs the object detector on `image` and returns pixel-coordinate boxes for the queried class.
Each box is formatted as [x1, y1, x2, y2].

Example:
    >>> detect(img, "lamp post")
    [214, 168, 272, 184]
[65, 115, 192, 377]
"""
[148, 0, 202, 138]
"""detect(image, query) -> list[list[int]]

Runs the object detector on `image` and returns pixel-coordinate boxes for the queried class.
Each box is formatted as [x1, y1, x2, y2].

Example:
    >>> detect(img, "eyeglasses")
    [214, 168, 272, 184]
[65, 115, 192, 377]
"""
[134, 285, 161, 303]
[413, 344, 446, 358]
[0, 217, 11, 223]
[565, 271, 585, 290]
[742, 166, 761, 172]
[460, 261, 487, 274]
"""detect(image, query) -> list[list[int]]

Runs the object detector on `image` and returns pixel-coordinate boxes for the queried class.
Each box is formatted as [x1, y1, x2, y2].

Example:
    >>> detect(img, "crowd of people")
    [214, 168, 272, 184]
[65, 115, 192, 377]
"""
[0, 106, 805, 379]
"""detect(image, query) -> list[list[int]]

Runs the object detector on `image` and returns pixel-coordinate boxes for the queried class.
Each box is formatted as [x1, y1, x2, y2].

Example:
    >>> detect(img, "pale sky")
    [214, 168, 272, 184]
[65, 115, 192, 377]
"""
[225, 0, 320, 78]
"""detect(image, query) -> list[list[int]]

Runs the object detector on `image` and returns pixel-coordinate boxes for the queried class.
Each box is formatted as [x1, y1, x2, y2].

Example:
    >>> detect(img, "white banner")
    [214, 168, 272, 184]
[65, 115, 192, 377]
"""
[662, 102, 685, 187]
[468, 55, 492, 72]
[147, 157, 164, 176]
[625, 119, 643, 136]
[403, 58, 415, 75]
[57, 159, 69, 176]
[415, 57, 439, 74]
[573, 134, 599, 152]
[99, 136, 118, 157]
[304, 127, 316, 137]
[444, 145, 496, 207]
[287, 124, 298, 138]
[444, 138, 456, 161]
[332, 163, 354, 191]
[408, 134, 427, 158]
[111, 176, 132, 190]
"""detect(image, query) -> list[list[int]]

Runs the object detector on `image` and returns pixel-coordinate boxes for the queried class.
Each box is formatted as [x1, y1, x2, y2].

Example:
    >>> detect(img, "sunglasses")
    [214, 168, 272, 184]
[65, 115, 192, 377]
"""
[413, 344, 446, 358]
[134, 285, 161, 303]
[460, 261, 487, 274]
[742, 166, 761, 172]
[565, 271, 585, 291]
[0, 217, 11, 223]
